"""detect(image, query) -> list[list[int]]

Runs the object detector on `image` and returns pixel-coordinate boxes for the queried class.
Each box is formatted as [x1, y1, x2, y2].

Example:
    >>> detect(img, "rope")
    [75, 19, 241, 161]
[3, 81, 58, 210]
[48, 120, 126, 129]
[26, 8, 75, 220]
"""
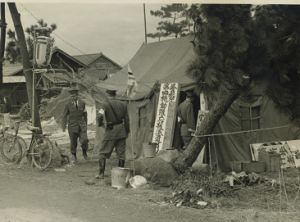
[193, 125, 294, 138]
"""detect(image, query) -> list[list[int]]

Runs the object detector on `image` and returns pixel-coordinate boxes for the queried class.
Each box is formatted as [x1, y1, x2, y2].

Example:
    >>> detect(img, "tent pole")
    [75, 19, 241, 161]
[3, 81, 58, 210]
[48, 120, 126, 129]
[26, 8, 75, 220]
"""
[129, 99, 136, 176]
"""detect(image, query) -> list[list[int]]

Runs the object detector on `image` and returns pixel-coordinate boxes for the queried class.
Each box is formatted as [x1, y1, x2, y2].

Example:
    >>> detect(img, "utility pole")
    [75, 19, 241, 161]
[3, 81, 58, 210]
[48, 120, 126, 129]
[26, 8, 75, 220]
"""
[0, 3, 6, 88]
[143, 3, 147, 44]
[8, 3, 42, 129]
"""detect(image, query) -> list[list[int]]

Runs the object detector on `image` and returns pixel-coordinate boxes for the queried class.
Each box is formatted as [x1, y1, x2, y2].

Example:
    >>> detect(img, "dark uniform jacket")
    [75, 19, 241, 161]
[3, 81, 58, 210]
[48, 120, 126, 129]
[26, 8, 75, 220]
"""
[97, 98, 130, 141]
[1, 102, 11, 113]
[61, 100, 87, 133]
[177, 100, 196, 136]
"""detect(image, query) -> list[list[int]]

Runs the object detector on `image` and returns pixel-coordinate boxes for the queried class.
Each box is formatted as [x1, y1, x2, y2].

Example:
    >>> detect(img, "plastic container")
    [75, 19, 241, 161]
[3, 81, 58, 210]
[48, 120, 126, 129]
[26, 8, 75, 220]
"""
[259, 151, 281, 172]
[142, 143, 157, 158]
[111, 167, 132, 189]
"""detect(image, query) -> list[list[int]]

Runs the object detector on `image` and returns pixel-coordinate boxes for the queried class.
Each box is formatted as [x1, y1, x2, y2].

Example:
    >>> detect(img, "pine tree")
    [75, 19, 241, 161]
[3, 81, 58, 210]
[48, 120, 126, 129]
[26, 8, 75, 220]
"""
[172, 4, 270, 173]
[147, 4, 191, 41]
[5, 19, 56, 63]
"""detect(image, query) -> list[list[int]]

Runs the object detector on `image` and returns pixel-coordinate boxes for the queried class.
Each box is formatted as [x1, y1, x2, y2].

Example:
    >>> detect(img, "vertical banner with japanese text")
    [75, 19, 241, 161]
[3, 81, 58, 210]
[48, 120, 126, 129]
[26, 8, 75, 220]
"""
[152, 83, 180, 151]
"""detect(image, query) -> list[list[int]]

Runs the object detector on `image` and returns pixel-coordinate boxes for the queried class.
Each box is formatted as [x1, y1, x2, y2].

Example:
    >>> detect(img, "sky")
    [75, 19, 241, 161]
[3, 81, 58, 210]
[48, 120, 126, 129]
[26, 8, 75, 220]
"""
[4, 0, 300, 66]
[4, 2, 174, 66]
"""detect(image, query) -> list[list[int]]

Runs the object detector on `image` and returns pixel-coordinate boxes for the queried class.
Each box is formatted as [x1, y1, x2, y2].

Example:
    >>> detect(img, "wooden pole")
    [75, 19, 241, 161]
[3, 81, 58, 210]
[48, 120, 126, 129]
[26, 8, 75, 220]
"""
[8, 3, 41, 129]
[0, 3, 6, 88]
[143, 3, 147, 44]
[129, 99, 135, 176]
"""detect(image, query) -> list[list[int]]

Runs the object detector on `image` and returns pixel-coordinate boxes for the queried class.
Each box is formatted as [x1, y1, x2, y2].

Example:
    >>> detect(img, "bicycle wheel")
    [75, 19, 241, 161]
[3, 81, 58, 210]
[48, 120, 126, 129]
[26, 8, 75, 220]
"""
[31, 137, 53, 169]
[0, 136, 23, 165]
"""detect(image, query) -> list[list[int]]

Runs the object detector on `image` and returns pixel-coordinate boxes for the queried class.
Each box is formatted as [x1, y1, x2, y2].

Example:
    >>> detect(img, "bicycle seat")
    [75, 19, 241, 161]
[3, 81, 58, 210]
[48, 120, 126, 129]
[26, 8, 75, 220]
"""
[27, 126, 40, 132]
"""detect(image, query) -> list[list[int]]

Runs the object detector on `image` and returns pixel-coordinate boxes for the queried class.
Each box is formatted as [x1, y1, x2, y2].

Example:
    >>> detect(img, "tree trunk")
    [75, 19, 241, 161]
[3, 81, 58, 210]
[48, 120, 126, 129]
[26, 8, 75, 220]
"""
[8, 3, 42, 129]
[0, 3, 6, 88]
[172, 89, 241, 173]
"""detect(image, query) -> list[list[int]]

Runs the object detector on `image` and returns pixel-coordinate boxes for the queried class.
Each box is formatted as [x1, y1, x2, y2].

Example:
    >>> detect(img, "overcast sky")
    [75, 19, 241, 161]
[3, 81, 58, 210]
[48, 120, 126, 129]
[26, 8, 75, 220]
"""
[4, 2, 174, 66]
[4, 1, 299, 66]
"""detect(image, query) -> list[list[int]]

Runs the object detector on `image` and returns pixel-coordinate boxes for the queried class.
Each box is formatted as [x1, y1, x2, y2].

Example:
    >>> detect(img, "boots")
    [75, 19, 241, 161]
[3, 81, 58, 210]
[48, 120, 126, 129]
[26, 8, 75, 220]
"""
[118, 159, 125, 168]
[95, 158, 106, 179]
[82, 149, 90, 161]
[72, 153, 78, 164]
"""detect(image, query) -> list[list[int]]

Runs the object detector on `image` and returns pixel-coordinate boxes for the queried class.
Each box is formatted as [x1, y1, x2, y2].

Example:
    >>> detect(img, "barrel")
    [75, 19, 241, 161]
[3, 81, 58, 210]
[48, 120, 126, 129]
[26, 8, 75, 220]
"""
[111, 167, 132, 189]
[142, 143, 157, 158]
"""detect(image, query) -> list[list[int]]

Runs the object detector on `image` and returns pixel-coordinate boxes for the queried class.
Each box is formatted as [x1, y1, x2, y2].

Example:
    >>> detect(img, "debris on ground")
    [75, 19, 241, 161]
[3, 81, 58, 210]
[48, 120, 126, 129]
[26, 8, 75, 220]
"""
[165, 167, 300, 210]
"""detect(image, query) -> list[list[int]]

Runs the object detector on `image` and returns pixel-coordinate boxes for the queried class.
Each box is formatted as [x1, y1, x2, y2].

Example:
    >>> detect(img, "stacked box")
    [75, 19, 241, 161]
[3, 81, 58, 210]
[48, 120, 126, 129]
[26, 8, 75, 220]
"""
[230, 161, 250, 173]
[242, 161, 265, 173]
[259, 151, 281, 171]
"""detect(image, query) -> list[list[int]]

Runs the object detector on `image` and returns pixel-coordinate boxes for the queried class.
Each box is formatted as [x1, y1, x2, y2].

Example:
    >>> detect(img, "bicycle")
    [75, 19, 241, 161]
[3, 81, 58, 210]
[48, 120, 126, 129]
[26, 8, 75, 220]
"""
[0, 121, 27, 165]
[23, 122, 55, 169]
[0, 119, 55, 169]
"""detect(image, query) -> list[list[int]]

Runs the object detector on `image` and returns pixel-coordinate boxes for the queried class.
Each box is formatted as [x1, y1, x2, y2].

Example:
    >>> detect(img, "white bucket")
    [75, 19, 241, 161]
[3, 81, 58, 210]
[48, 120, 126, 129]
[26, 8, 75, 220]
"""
[143, 143, 156, 158]
[111, 167, 132, 189]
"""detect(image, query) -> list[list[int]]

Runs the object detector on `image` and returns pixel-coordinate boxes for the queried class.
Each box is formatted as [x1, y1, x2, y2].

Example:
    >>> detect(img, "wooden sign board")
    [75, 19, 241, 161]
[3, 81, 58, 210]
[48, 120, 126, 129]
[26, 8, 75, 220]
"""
[152, 83, 180, 151]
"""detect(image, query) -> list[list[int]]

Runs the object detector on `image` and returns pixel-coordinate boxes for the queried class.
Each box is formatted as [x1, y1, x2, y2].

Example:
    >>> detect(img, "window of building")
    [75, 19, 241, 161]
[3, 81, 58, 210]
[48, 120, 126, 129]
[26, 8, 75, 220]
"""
[240, 106, 261, 130]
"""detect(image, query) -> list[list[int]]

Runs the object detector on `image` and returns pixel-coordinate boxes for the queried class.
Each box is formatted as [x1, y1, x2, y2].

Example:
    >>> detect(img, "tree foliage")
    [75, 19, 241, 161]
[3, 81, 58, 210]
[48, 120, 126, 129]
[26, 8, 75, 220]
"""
[5, 19, 57, 63]
[187, 4, 300, 123]
[147, 4, 191, 40]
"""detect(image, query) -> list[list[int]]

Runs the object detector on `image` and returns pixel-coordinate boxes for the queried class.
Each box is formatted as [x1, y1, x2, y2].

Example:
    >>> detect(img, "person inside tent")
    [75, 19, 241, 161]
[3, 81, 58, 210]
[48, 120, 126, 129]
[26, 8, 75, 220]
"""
[177, 91, 196, 150]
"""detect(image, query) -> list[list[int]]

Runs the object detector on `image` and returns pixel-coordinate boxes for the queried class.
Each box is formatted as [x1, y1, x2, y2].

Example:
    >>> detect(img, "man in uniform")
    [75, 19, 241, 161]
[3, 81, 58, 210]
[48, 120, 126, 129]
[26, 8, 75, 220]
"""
[177, 91, 196, 150]
[61, 87, 89, 164]
[95, 88, 130, 179]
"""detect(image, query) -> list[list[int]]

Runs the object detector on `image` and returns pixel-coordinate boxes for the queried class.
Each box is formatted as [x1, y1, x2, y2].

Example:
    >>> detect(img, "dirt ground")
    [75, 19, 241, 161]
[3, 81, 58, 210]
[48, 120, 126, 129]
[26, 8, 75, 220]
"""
[1, 126, 300, 222]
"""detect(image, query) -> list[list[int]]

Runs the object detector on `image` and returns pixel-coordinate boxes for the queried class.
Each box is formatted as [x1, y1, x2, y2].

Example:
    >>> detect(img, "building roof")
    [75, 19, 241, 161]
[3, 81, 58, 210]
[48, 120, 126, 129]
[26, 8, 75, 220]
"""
[3, 76, 26, 83]
[3, 63, 23, 76]
[52, 47, 88, 68]
[73, 52, 122, 68]
[2, 47, 88, 77]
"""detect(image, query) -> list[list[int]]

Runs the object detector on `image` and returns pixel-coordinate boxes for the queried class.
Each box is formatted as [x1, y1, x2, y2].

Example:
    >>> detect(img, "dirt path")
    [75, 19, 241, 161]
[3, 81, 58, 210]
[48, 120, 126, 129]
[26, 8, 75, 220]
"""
[0, 152, 207, 222]
[1, 137, 300, 222]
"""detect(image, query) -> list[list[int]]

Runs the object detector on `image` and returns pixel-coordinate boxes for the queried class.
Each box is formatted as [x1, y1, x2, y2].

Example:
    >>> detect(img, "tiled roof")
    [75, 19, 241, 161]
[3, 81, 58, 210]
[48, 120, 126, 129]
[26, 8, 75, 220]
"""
[73, 52, 122, 68]
[3, 63, 23, 76]
[3, 76, 26, 83]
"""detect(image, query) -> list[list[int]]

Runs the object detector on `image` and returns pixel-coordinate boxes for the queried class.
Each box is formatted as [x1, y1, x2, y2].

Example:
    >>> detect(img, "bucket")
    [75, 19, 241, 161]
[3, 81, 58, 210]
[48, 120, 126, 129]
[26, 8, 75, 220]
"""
[142, 143, 157, 158]
[111, 167, 132, 189]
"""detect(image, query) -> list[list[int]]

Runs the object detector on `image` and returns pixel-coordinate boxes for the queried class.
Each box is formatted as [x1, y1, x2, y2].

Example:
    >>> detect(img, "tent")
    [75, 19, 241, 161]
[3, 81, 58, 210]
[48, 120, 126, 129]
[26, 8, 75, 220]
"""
[92, 36, 300, 171]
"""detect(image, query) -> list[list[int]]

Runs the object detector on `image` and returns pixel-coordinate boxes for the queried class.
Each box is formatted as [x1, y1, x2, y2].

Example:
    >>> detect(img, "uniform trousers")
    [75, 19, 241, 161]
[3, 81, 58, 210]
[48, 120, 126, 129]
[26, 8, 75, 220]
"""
[68, 129, 88, 154]
[99, 138, 126, 160]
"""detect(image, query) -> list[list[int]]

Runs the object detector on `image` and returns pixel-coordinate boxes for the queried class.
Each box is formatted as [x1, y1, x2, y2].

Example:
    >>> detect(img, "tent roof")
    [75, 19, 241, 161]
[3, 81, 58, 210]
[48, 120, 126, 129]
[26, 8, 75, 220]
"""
[95, 35, 196, 100]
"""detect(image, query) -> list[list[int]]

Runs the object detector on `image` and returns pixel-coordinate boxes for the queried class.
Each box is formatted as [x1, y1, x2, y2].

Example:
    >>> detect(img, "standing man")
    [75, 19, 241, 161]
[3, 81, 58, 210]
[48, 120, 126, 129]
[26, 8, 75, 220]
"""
[177, 91, 196, 150]
[2, 97, 12, 128]
[95, 88, 130, 179]
[61, 87, 89, 164]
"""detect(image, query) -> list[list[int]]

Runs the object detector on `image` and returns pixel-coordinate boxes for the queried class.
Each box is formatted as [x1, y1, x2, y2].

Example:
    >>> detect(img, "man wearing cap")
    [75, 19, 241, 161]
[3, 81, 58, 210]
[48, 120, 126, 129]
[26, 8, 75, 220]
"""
[177, 91, 196, 150]
[95, 88, 130, 179]
[61, 87, 89, 164]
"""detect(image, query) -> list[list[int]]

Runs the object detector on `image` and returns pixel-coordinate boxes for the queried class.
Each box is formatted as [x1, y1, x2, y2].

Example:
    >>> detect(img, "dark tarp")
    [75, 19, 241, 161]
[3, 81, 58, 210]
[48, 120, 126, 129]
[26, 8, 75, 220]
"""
[211, 95, 300, 171]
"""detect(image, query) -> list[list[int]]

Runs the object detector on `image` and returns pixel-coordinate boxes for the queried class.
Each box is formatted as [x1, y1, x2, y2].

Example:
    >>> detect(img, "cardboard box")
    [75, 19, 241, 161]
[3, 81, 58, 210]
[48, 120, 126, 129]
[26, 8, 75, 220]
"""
[242, 161, 265, 173]
[230, 161, 250, 173]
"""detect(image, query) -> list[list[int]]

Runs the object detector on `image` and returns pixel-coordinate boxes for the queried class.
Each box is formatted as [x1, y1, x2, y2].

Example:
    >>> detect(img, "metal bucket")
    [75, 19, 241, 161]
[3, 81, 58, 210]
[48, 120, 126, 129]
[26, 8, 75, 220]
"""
[111, 167, 132, 189]
[143, 143, 156, 158]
